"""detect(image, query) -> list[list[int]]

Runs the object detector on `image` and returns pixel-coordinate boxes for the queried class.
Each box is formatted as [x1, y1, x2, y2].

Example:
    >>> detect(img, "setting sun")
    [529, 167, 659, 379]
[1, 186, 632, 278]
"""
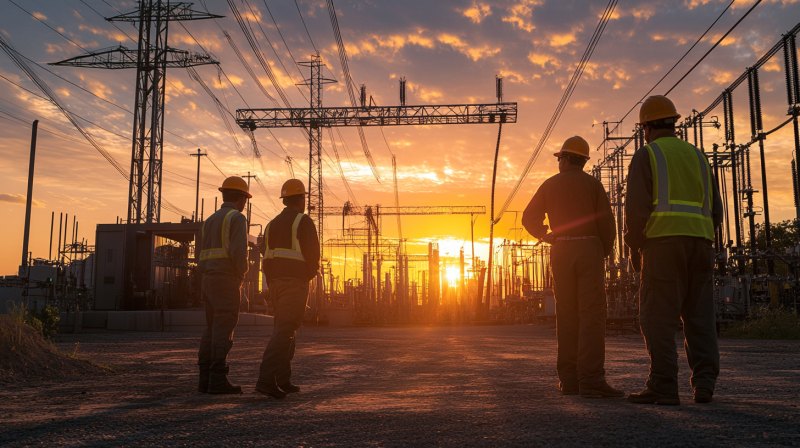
[445, 266, 460, 284]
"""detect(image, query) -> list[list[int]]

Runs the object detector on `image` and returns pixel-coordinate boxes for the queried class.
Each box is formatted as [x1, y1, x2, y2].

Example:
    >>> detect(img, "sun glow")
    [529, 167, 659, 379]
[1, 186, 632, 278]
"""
[445, 266, 460, 284]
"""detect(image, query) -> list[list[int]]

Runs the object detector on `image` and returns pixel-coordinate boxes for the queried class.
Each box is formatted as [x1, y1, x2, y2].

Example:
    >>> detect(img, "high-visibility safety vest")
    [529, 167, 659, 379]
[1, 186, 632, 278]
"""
[263, 213, 306, 262]
[644, 138, 714, 241]
[199, 209, 238, 261]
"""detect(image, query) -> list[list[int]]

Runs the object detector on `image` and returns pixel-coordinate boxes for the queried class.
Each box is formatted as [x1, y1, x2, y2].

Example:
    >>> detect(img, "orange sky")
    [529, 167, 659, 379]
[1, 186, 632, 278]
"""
[1, 0, 800, 278]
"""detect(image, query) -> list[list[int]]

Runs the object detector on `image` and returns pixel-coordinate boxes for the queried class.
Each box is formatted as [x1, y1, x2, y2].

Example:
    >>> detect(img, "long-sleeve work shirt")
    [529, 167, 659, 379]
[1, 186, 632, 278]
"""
[624, 136, 724, 254]
[522, 165, 617, 257]
[198, 202, 249, 280]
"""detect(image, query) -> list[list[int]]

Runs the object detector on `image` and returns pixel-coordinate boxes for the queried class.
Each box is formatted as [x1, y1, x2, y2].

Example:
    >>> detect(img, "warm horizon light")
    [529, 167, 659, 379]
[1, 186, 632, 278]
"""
[2, 0, 799, 278]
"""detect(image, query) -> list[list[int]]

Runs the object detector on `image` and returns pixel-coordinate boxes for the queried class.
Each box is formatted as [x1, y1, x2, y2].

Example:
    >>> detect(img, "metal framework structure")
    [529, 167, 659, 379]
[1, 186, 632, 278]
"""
[591, 23, 800, 318]
[322, 204, 486, 216]
[52, 1, 221, 224]
[238, 67, 516, 257]
[237, 103, 518, 128]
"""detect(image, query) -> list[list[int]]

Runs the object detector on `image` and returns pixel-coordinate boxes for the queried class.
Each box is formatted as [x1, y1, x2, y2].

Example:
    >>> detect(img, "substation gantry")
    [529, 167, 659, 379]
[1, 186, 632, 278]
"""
[236, 58, 517, 257]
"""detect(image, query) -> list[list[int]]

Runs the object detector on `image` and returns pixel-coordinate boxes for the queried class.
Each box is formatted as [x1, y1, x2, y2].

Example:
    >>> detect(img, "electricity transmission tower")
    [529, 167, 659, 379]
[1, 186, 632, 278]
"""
[52, 1, 222, 224]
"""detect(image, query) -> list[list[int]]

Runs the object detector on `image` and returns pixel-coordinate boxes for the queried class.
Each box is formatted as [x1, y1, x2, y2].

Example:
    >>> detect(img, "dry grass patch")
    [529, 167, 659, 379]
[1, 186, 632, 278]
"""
[0, 315, 113, 385]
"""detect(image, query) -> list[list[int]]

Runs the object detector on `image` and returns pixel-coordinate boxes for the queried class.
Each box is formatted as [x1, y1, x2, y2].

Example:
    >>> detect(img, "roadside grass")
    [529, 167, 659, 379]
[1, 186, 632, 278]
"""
[720, 307, 800, 340]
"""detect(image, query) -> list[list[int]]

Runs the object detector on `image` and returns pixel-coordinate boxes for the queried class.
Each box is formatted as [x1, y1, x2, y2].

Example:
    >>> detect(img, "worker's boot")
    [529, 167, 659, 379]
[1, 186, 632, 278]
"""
[694, 389, 713, 404]
[558, 382, 579, 395]
[580, 381, 624, 398]
[198, 367, 210, 393]
[278, 382, 301, 394]
[256, 376, 287, 399]
[208, 364, 242, 395]
[627, 388, 680, 405]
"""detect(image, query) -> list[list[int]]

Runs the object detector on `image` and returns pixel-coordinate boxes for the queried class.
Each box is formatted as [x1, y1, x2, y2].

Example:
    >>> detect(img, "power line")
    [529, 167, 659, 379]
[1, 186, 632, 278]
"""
[7, 0, 90, 53]
[294, 0, 319, 53]
[665, 0, 762, 95]
[600, 0, 736, 141]
[496, 0, 617, 223]
[326, 0, 381, 182]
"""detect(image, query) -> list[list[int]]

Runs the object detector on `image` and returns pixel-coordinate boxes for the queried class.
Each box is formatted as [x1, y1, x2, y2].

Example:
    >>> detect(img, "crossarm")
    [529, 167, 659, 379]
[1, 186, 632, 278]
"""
[50, 46, 217, 69]
[321, 206, 486, 216]
[236, 103, 517, 129]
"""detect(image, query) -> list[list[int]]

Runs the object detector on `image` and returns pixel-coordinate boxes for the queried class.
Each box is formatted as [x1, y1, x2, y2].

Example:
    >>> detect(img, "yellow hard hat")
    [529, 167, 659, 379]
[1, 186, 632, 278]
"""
[280, 179, 307, 198]
[639, 95, 681, 124]
[553, 136, 590, 159]
[219, 176, 252, 198]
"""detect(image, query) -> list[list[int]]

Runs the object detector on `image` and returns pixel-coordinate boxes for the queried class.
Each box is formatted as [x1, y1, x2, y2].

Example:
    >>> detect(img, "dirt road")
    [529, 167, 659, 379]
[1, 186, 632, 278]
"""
[1, 325, 799, 447]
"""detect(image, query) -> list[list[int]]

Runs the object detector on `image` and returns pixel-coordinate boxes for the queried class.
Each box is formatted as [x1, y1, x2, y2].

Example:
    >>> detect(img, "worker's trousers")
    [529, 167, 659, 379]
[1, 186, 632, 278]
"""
[198, 274, 241, 375]
[551, 238, 607, 386]
[258, 277, 309, 385]
[639, 236, 719, 395]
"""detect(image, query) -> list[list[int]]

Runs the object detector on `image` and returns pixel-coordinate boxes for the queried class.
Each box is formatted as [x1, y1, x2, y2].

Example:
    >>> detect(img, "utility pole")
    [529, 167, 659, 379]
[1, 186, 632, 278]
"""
[189, 149, 207, 222]
[20, 120, 38, 275]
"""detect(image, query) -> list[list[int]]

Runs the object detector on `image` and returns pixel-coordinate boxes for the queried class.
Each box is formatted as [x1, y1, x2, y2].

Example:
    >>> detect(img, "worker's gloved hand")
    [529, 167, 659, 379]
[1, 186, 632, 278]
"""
[541, 233, 557, 245]
[631, 251, 642, 273]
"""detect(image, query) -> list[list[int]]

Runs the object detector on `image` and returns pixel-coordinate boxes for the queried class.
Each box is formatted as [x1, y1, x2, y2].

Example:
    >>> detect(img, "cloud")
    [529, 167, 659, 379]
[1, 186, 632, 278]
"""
[502, 1, 542, 32]
[573, 101, 590, 109]
[462, 3, 492, 24]
[32, 12, 47, 20]
[0, 193, 43, 207]
[710, 68, 735, 84]
[437, 34, 500, 61]
[527, 52, 560, 68]
[78, 24, 129, 43]
[407, 82, 443, 102]
[549, 32, 576, 47]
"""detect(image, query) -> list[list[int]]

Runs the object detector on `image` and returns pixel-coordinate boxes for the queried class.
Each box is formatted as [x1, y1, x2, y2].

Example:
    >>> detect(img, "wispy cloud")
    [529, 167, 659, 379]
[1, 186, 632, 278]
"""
[0, 193, 43, 207]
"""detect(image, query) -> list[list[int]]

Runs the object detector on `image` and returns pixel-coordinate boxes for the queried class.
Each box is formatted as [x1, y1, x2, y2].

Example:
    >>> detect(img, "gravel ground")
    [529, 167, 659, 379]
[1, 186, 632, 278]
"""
[1, 325, 799, 447]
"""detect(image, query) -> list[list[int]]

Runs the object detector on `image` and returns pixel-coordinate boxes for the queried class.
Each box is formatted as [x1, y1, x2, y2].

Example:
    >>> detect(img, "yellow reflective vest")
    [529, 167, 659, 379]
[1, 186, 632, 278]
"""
[263, 213, 306, 262]
[200, 209, 238, 261]
[644, 137, 715, 241]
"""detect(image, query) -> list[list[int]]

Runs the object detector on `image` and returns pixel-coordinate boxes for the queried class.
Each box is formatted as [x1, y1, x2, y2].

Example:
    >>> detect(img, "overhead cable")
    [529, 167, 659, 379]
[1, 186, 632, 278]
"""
[665, 0, 763, 95]
[600, 0, 736, 141]
[0, 35, 129, 179]
[495, 0, 617, 223]
[326, 0, 381, 182]
[294, 0, 319, 53]
[226, 0, 293, 107]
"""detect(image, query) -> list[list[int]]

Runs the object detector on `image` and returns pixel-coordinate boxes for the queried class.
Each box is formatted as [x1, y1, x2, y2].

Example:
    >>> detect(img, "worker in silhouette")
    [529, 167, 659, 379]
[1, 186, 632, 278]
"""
[257, 179, 320, 399]
[522, 136, 622, 398]
[197, 176, 251, 395]
[625, 96, 723, 405]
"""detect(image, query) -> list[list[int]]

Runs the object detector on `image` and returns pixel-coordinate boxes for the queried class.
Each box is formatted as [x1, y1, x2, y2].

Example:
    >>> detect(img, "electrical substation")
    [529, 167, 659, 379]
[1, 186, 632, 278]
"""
[1, 1, 799, 333]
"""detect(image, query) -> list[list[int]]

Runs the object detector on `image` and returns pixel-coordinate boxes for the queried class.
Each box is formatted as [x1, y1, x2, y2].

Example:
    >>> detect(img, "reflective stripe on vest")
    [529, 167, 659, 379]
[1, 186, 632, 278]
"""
[644, 140, 715, 241]
[263, 213, 306, 262]
[199, 209, 237, 261]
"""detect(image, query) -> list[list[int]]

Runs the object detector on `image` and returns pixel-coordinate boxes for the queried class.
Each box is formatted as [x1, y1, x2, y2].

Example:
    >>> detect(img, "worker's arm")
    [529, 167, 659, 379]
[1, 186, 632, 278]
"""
[624, 149, 653, 271]
[522, 181, 550, 240]
[229, 212, 249, 279]
[595, 180, 617, 258]
[299, 215, 321, 281]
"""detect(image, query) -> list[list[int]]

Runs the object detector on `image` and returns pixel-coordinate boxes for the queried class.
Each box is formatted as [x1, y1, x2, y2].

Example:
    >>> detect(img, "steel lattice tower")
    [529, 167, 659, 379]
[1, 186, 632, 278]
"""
[298, 55, 336, 251]
[52, 1, 221, 223]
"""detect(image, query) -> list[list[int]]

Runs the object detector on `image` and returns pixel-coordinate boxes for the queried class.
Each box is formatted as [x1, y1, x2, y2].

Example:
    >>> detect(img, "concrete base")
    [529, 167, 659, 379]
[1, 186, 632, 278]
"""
[55, 310, 273, 333]
[58, 311, 109, 332]
[106, 311, 274, 332]
[322, 308, 353, 327]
